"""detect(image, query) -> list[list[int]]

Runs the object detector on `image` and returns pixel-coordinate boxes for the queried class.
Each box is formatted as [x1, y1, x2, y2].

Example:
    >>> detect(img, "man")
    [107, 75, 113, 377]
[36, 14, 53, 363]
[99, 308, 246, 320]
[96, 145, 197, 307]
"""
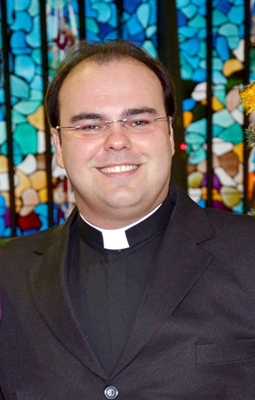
[0, 40, 255, 400]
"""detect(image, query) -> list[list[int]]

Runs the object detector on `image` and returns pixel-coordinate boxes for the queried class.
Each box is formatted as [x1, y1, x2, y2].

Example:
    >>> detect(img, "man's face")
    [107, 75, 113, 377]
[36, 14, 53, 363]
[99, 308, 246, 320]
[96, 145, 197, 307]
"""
[53, 57, 175, 228]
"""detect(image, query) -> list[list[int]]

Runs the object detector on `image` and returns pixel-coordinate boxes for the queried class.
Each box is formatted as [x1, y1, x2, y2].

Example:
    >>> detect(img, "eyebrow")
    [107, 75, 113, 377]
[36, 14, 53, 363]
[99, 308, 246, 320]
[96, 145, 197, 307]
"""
[70, 113, 103, 123]
[69, 108, 158, 123]
[121, 107, 157, 118]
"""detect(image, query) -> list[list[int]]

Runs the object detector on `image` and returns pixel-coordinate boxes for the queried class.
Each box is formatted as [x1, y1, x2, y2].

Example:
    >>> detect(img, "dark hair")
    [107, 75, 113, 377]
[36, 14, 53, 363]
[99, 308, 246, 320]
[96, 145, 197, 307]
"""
[45, 40, 176, 128]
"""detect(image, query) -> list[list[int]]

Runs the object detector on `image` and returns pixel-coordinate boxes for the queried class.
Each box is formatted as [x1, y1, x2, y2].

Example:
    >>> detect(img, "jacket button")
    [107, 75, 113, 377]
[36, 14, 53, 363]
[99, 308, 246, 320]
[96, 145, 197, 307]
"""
[104, 386, 119, 399]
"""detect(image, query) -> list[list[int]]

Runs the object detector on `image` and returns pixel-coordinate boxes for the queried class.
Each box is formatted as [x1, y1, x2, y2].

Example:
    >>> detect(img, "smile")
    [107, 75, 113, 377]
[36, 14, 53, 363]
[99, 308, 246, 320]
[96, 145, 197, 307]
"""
[100, 165, 138, 173]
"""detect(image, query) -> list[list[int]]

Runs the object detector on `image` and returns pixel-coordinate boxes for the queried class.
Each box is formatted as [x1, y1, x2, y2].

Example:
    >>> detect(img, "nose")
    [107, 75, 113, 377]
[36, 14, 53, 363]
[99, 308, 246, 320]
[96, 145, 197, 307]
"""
[103, 122, 132, 151]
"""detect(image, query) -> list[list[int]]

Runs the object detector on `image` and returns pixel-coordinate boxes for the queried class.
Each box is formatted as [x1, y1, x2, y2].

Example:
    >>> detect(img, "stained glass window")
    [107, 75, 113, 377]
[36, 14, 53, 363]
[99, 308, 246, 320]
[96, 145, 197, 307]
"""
[176, 0, 253, 214]
[1, 0, 255, 238]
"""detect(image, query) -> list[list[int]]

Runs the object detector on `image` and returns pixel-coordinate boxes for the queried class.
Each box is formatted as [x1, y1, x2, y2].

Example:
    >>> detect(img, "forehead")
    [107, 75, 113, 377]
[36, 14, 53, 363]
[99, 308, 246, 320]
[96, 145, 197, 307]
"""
[58, 57, 166, 119]
[60, 57, 163, 94]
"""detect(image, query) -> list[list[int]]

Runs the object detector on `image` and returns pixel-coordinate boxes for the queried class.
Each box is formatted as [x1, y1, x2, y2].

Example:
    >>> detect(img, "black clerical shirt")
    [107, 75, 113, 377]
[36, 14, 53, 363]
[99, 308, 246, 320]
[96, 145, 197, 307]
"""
[67, 194, 174, 375]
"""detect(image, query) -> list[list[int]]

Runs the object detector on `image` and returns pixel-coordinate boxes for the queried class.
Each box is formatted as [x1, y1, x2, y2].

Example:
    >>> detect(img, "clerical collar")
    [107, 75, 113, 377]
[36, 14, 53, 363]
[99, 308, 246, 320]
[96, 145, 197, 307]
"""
[80, 204, 162, 250]
[75, 191, 175, 252]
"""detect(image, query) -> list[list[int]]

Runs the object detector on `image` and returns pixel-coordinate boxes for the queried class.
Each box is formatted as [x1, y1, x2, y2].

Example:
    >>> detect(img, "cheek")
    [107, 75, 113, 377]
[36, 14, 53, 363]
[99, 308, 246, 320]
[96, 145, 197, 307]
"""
[142, 133, 172, 160]
[60, 139, 101, 169]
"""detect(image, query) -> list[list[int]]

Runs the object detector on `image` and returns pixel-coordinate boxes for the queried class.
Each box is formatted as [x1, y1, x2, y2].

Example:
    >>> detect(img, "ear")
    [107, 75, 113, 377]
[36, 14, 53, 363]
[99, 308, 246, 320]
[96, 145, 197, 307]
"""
[168, 117, 175, 156]
[52, 128, 65, 169]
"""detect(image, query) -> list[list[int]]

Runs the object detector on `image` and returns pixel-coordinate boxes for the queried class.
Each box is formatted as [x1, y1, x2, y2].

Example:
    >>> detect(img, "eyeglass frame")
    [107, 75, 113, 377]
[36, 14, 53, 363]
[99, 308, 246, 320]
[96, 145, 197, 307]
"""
[55, 115, 171, 133]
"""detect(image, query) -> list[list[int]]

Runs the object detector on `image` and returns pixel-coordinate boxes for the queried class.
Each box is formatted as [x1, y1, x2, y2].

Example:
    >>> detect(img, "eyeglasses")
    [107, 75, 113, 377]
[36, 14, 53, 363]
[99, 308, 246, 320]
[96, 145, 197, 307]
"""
[55, 115, 170, 137]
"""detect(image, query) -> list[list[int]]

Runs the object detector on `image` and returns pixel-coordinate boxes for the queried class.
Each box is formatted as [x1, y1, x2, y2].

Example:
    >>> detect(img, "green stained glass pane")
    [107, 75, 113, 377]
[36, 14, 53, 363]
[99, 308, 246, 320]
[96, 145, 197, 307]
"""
[13, 123, 37, 155]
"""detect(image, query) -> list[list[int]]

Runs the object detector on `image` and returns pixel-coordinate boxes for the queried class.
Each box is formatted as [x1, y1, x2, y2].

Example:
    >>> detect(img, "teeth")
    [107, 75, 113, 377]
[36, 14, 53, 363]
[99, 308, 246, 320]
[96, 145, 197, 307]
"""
[101, 165, 138, 173]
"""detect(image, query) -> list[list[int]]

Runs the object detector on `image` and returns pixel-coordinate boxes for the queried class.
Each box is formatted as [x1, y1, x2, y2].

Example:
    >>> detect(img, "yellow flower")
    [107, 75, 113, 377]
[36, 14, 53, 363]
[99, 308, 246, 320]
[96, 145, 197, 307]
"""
[239, 82, 255, 115]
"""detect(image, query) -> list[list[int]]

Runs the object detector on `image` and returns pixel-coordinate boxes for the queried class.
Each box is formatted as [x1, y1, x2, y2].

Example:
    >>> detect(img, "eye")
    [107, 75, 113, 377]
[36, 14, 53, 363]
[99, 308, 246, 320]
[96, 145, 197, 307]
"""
[129, 118, 152, 128]
[78, 122, 103, 132]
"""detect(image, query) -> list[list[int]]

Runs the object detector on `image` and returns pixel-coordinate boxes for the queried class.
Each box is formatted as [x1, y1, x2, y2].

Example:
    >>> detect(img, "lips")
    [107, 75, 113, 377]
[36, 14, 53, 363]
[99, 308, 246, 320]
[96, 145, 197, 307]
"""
[100, 165, 138, 173]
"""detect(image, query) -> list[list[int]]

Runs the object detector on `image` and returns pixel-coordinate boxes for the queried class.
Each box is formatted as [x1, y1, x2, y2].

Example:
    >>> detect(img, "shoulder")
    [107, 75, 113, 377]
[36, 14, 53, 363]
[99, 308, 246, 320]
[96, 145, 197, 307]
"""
[205, 207, 255, 235]
[0, 224, 62, 255]
[0, 207, 78, 269]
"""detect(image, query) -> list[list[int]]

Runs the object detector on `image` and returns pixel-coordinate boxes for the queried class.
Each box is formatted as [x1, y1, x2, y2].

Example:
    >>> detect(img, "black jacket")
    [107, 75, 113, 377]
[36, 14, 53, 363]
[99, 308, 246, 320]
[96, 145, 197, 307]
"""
[0, 186, 255, 399]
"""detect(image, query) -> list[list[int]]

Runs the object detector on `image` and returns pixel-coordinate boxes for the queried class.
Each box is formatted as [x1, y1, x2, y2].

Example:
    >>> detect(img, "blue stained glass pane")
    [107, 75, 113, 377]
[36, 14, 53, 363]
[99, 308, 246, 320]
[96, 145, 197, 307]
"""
[123, 28, 145, 43]
[28, 0, 39, 16]
[23, 229, 39, 236]
[0, 106, 4, 121]
[212, 125, 223, 137]
[98, 22, 114, 38]
[12, 11, 32, 32]
[86, 32, 101, 41]
[126, 14, 143, 36]
[85, 1, 97, 17]
[107, 5, 118, 28]
[31, 49, 42, 65]
[178, 26, 198, 40]
[212, 0, 231, 14]
[26, 15, 41, 47]
[91, 2, 112, 23]
[14, 55, 35, 83]
[198, 42, 206, 58]
[180, 38, 199, 56]
[212, 70, 227, 84]
[10, 31, 28, 50]
[196, 26, 206, 39]
[232, 202, 244, 215]
[124, 0, 140, 13]
[137, 3, 150, 28]
[181, 4, 197, 19]
[36, 215, 49, 231]
[146, 25, 157, 38]
[143, 40, 157, 58]
[219, 27, 241, 51]
[182, 52, 200, 69]
[176, 0, 189, 7]
[148, 1, 157, 24]
[14, 0, 30, 11]
[198, 4, 206, 16]
[228, 6, 244, 24]
[192, 0, 205, 6]
[197, 198, 206, 208]
[34, 203, 48, 217]
[177, 10, 187, 27]
[183, 98, 196, 111]
[215, 36, 230, 61]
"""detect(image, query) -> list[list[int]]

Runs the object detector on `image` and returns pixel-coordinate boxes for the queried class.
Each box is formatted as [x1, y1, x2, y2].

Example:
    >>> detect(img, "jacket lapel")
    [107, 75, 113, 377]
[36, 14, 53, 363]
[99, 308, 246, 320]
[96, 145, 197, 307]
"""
[27, 210, 107, 380]
[110, 187, 215, 377]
